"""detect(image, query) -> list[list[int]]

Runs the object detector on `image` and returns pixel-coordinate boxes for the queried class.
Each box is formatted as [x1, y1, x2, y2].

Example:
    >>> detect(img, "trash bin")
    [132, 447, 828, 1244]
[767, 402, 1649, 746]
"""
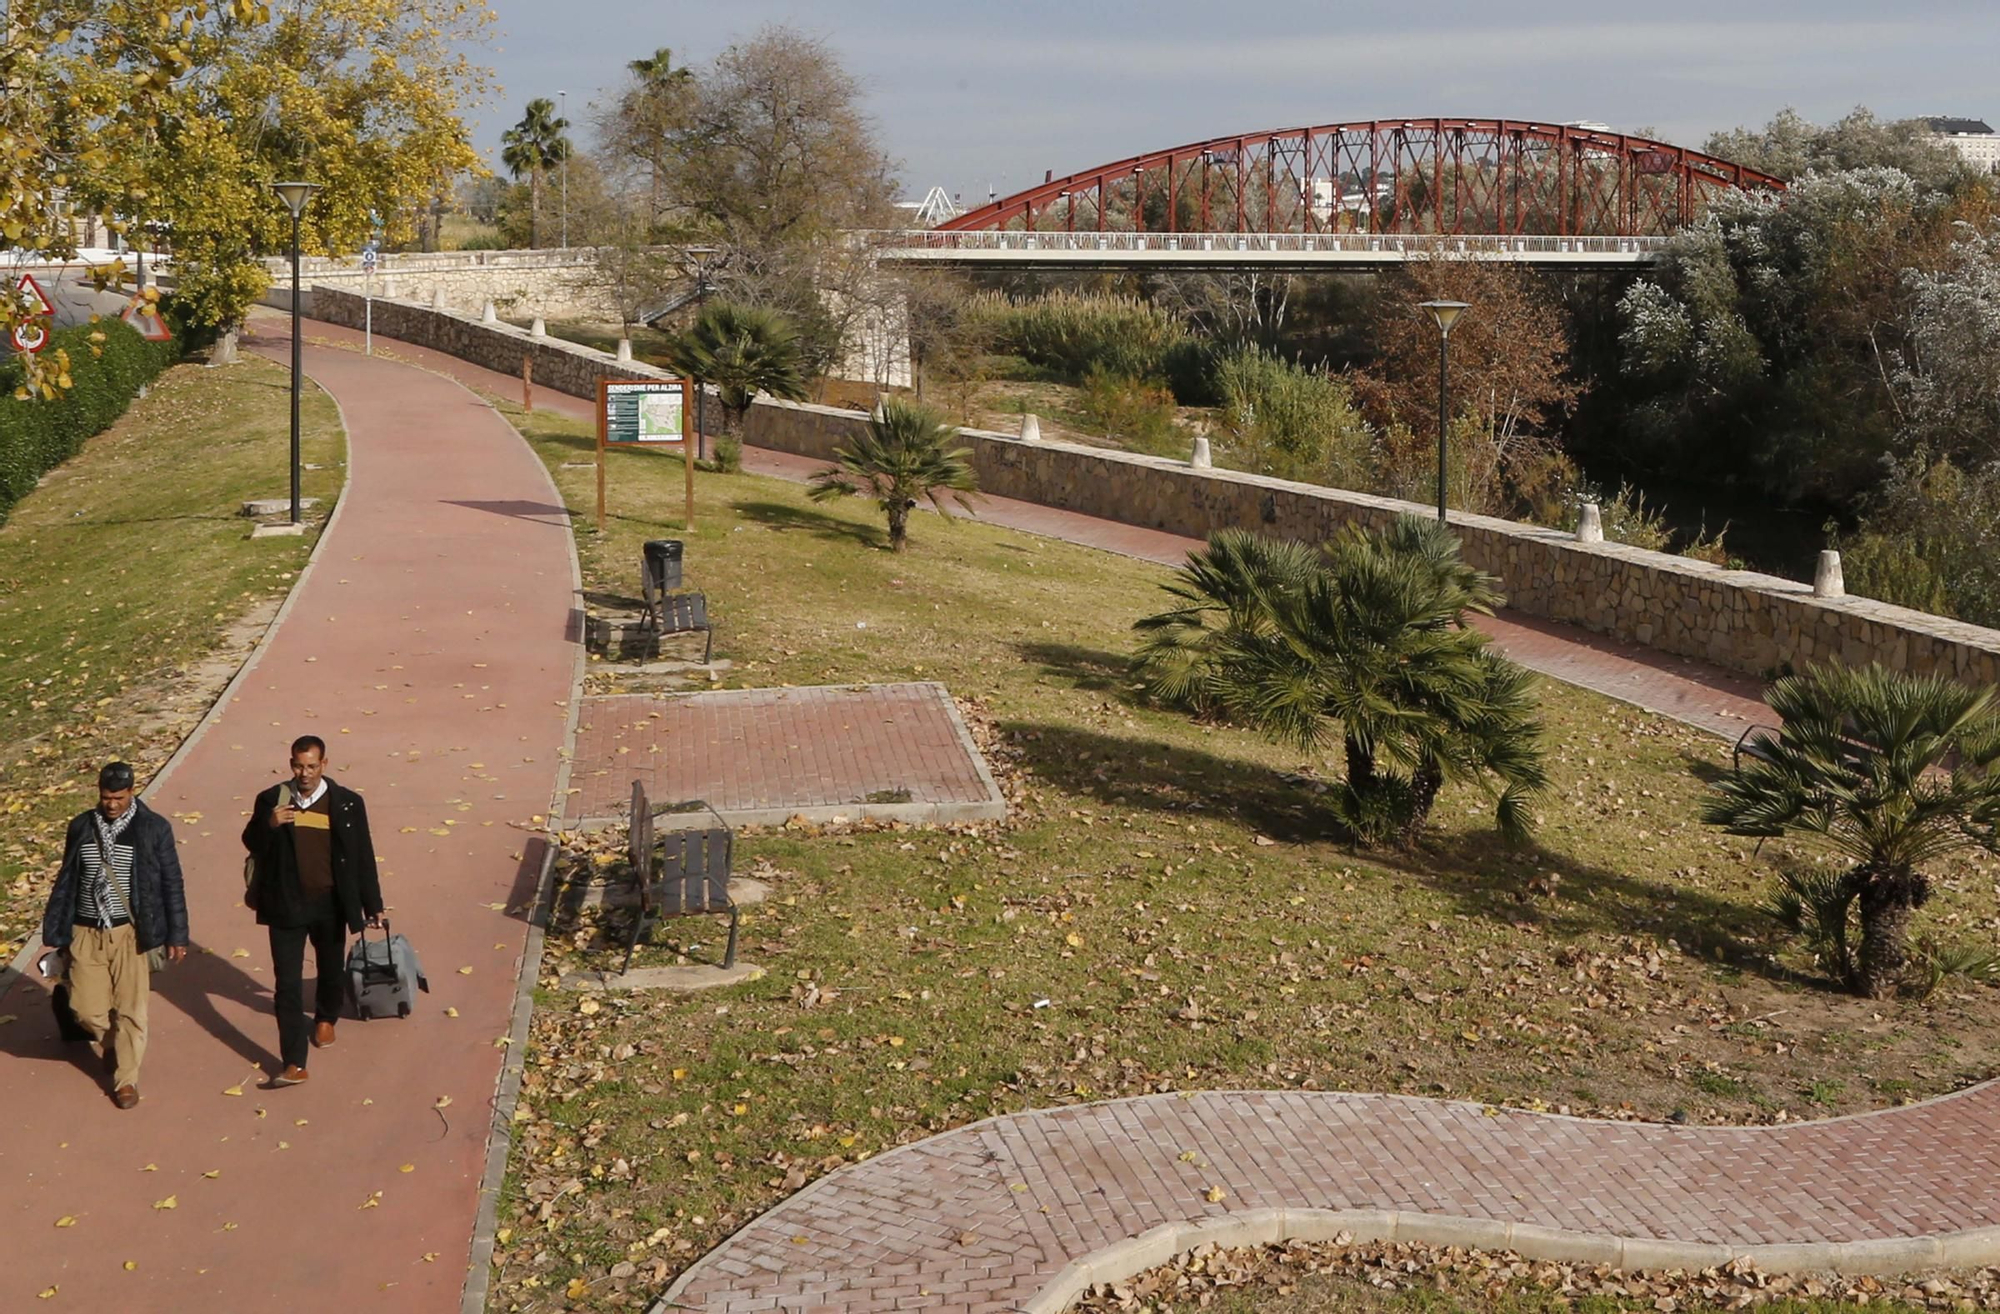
[643, 539, 684, 596]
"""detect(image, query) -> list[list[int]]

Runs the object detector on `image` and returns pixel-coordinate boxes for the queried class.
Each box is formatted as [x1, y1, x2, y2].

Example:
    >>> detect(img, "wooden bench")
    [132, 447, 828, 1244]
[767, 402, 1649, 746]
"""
[623, 781, 738, 974]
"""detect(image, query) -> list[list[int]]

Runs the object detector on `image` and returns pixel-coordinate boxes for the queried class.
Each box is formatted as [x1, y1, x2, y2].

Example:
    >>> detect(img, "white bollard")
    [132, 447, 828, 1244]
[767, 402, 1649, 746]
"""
[430, 287, 443, 310]
[871, 396, 886, 421]
[530, 316, 547, 338]
[481, 301, 497, 324]
[616, 338, 633, 362]
[1813, 549, 1845, 599]
[1020, 412, 1041, 442]
[1190, 435, 1212, 469]
[1576, 502, 1605, 544]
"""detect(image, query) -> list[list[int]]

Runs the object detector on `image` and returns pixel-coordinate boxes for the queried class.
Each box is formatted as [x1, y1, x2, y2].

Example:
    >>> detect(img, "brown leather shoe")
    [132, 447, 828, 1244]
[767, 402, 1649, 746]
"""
[268, 1065, 310, 1088]
[312, 1020, 336, 1049]
[113, 1084, 139, 1109]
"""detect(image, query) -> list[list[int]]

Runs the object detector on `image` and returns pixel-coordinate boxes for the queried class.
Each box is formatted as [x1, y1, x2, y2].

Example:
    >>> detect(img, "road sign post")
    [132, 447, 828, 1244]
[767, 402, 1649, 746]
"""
[361, 244, 378, 356]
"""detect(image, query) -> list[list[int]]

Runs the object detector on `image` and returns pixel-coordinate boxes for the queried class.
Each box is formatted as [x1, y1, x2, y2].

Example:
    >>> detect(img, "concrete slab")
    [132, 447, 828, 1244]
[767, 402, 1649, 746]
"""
[249, 521, 308, 537]
[241, 496, 322, 517]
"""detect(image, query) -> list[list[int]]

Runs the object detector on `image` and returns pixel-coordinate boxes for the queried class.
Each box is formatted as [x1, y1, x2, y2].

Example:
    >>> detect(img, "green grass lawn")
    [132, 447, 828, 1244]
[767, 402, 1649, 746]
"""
[0, 357, 344, 952]
[479, 397, 2000, 1311]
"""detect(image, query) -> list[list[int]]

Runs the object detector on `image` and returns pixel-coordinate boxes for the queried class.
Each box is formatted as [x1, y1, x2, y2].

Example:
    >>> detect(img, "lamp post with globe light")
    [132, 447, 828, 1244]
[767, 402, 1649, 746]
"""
[272, 181, 319, 525]
[1418, 300, 1470, 523]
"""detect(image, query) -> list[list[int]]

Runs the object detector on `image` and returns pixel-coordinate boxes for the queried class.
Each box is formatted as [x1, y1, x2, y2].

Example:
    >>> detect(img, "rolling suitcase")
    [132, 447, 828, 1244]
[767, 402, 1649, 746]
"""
[345, 919, 430, 1019]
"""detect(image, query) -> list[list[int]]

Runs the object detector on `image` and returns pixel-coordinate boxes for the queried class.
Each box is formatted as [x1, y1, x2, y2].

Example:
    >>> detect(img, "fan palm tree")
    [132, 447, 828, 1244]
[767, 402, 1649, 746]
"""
[1133, 529, 1322, 715]
[1142, 516, 1544, 846]
[663, 302, 810, 457]
[500, 98, 571, 248]
[1704, 663, 2000, 998]
[807, 398, 978, 551]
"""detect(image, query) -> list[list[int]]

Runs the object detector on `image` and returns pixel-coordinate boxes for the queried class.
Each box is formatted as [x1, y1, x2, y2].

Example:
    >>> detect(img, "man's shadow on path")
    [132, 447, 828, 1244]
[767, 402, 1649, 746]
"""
[0, 941, 283, 1075]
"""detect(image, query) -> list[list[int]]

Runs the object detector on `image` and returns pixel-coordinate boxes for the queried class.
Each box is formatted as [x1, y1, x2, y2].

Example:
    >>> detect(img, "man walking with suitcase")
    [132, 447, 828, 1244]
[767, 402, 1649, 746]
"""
[40, 762, 190, 1108]
[241, 735, 384, 1087]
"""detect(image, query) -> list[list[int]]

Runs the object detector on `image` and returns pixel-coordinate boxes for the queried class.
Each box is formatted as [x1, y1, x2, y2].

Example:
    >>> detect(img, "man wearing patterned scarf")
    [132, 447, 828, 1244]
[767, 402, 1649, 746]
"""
[39, 762, 190, 1108]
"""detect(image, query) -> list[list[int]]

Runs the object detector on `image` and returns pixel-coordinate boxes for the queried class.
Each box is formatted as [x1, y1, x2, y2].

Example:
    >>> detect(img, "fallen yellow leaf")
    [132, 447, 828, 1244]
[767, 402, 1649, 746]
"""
[230, 949, 250, 959]
[123, 1261, 137, 1271]
[457, 966, 473, 975]
[221, 1084, 244, 1097]
[358, 1192, 381, 1210]
[54, 1216, 76, 1228]
[38, 1286, 57, 1299]
[566, 1277, 589, 1299]
[153, 1196, 177, 1210]
[201, 1170, 220, 1179]
[220, 1222, 238, 1232]
[140, 1163, 157, 1172]
[434, 1095, 453, 1109]
[1204, 1185, 1227, 1204]
[422, 1252, 438, 1262]
[399, 1164, 415, 1173]
[444, 1007, 459, 1018]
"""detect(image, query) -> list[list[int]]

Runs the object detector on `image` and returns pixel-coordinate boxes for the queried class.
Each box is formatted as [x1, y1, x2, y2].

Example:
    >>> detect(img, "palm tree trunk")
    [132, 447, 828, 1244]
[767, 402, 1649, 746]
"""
[886, 503, 909, 552]
[1400, 753, 1445, 846]
[529, 167, 542, 248]
[1855, 866, 1923, 998]
[1343, 734, 1375, 793]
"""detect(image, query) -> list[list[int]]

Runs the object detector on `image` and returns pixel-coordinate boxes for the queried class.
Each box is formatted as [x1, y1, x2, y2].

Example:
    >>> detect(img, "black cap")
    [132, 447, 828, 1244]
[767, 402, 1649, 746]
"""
[98, 762, 136, 792]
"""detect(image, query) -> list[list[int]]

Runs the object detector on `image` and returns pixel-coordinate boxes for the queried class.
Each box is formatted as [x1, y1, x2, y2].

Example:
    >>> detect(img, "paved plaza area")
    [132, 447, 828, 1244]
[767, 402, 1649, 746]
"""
[570, 683, 1007, 827]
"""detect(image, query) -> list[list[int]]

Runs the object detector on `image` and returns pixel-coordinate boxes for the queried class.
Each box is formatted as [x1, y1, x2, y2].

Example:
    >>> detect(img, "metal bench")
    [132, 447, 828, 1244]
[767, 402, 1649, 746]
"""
[623, 781, 738, 974]
[639, 540, 714, 663]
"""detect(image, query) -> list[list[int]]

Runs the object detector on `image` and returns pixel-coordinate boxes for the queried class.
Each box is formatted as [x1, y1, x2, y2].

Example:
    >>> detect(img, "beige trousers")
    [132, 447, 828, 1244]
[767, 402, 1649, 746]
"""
[67, 924, 149, 1088]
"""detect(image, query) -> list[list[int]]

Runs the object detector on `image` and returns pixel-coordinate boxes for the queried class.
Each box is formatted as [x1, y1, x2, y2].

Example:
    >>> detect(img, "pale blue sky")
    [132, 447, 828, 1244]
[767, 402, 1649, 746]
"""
[473, 0, 2000, 203]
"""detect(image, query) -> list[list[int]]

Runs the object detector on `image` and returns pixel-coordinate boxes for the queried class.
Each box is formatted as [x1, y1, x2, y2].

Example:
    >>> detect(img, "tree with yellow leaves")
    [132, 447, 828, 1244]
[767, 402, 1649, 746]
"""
[9, 0, 491, 377]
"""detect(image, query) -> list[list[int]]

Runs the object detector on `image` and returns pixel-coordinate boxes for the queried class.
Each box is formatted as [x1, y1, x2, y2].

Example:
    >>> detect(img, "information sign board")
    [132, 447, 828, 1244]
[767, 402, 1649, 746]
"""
[597, 377, 697, 531]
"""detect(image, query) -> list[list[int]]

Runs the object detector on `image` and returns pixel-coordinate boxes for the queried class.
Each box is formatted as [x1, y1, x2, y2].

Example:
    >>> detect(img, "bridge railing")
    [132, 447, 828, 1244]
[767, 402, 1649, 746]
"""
[859, 230, 1672, 257]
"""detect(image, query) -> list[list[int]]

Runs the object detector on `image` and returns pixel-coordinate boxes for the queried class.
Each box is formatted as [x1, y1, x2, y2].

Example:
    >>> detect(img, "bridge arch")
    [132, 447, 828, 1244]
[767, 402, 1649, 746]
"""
[941, 119, 1786, 239]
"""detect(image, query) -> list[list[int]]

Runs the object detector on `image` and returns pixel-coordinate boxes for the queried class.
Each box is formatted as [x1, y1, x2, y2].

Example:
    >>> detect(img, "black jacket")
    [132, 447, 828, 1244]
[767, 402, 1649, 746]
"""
[41, 801, 190, 953]
[240, 779, 384, 931]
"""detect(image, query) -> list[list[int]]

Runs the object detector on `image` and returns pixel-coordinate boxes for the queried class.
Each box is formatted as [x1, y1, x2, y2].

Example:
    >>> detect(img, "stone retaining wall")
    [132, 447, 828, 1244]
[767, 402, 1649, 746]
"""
[276, 249, 615, 321]
[321, 290, 2000, 690]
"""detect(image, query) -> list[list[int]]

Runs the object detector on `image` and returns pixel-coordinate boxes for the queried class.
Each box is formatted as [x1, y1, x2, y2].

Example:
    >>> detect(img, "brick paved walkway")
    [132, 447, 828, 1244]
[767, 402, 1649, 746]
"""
[0, 320, 575, 1309]
[571, 684, 1005, 826]
[656, 1084, 2000, 1312]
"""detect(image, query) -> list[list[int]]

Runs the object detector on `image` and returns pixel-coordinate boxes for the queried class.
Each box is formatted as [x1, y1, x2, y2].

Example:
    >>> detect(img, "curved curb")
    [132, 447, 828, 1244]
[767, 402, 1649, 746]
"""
[0, 352, 351, 1007]
[458, 351, 592, 1314]
[1022, 1210, 2000, 1312]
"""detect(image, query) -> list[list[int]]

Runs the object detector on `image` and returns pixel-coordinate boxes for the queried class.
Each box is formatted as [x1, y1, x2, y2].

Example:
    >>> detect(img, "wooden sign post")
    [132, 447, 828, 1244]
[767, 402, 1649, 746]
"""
[522, 355, 534, 414]
[597, 377, 696, 534]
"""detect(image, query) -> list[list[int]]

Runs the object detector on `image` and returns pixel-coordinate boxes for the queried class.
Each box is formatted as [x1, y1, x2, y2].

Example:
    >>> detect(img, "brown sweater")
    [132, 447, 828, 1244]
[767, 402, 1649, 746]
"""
[291, 792, 334, 905]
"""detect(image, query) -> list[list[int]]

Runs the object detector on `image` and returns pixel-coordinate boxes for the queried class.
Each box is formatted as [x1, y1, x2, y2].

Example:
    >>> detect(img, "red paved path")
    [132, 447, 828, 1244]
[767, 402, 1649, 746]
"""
[284, 321, 1769, 739]
[655, 1085, 2000, 1312]
[0, 321, 575, 1308]
[571, 685, 1004, 825]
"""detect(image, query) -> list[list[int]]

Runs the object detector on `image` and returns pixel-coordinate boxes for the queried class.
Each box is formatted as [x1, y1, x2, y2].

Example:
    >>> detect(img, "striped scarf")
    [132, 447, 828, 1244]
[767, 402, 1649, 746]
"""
[89, 802, 140, 929]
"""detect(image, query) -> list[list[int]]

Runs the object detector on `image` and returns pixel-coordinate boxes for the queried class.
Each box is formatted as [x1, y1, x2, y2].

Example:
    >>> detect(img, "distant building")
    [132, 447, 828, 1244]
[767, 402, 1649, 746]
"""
[1923, 117, 2000, 172]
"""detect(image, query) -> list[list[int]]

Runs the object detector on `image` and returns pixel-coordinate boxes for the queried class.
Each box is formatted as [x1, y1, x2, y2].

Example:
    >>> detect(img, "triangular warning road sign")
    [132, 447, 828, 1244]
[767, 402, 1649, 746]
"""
[13, 273, 55, 318]
[121, 300, 173, 343]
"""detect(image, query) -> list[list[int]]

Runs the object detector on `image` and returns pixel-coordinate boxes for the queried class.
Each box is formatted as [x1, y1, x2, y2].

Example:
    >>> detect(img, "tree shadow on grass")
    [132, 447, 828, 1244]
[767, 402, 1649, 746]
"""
[731, 499, 881, 549]
[1009, 720, 1809, 989]
[1013, 640, 1142, 700]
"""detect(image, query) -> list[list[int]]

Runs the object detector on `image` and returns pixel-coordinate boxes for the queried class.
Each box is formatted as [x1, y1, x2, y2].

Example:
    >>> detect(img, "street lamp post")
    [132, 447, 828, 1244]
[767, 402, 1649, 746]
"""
[558, 89, 568, 250]
[1418, 300, 1470, 524]
[272, 181, 319, 526]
